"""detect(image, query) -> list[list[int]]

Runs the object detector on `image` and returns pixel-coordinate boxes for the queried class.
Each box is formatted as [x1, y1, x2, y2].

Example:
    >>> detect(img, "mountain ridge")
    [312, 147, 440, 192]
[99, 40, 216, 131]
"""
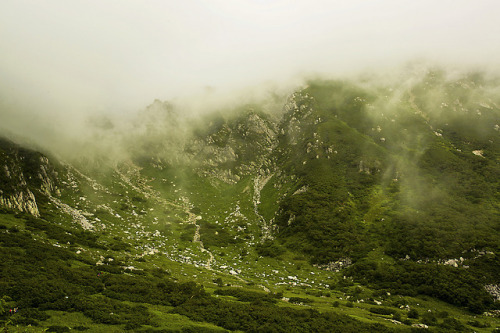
[1, 68, 499, 331]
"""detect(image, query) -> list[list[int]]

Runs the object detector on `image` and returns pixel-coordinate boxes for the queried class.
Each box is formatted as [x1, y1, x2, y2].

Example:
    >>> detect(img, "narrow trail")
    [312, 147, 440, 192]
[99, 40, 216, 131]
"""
[113, 162, 216, 269]
[186, 203, 269, 292]
[187, 210, 214, 270]
[115, 162, 272, 293]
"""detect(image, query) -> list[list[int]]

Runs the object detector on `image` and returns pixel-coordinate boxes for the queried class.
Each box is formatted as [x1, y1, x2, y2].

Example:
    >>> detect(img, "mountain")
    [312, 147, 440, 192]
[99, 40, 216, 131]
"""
[1, 67, 499, 332]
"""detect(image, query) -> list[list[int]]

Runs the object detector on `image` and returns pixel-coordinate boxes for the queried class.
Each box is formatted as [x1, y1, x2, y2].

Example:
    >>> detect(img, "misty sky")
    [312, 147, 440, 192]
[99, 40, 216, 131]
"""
[1, 0, 500, 121]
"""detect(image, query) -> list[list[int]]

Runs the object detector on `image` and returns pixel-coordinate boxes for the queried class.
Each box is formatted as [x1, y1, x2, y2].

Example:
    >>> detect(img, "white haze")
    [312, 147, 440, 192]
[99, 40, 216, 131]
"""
[1, 0, 500, 153]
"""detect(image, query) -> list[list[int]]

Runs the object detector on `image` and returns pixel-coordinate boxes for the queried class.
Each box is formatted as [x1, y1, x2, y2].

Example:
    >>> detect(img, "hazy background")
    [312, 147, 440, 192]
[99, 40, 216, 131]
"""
[1, 0, 500, 152]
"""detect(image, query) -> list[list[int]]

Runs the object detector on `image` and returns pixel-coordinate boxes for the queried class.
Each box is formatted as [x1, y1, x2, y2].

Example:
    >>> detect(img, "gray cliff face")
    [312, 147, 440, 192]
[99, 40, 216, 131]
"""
[0, 138, 60, 216]
[0, 189, 39, 217]
[186, 110, 277, 184]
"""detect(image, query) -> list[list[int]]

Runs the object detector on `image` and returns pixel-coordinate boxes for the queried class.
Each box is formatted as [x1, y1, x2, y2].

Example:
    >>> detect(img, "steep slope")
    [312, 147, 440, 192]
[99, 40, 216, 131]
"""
[1, 67, 499, 331]
[262, 73, 500, 314]
[269, 73, 500, 265]
[0, 138, 61, 217]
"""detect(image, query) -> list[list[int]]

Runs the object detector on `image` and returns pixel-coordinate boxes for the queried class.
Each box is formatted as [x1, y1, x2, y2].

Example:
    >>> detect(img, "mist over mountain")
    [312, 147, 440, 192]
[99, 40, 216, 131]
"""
[1, 1, 500, 331]
[1, 64, 500, 331]
[1, 0, 500, 151]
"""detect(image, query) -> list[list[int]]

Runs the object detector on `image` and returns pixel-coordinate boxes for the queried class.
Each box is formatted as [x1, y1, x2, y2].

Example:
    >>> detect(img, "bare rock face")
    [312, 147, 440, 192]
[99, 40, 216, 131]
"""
[485, 284, 500, 301]
[314, 258, 353, 272]
[38, 156, 60, 196]
[187, 110, 277, 184]
[0, 138, 60, 216]
[0, 189, 40, 217]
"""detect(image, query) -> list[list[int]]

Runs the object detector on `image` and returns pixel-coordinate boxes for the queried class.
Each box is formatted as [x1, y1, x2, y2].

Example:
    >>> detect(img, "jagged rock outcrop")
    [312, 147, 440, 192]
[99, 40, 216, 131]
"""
[485, 284, 500, 301]
[0, 189, 39, 217]
[187, 110, 277, 184]
[315, 258, 353, 272]
[0, 138, 60, 216]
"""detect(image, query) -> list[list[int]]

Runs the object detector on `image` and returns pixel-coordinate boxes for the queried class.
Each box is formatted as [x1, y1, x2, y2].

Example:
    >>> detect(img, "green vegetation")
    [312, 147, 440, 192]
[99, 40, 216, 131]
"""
[173, 296, 395, 333]
[213, 287, 278, 303]
[0, 221, 398, 332]
[348, 259, 496, 313]
[1, 67, 500, 331]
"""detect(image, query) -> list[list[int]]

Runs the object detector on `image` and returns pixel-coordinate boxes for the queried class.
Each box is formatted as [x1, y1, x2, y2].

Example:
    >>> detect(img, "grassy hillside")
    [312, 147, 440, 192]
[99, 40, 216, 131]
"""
[1, 68, 499, 331]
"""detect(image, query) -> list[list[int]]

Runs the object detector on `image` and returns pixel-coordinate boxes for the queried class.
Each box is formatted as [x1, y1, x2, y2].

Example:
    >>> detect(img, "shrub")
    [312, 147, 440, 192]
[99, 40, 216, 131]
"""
[407, 309, 419, 319]
[439, 318, 467, 331]
[369, 307, 395, 316]
[46, 326, 70, 332]
[213, 278, 224, 287]
[288, 297, 313, 304]
[256, 240, 285, 258]
[467, 320, 490, 328]
[421, 311, 437, 326]
[214, 288, 276, 304]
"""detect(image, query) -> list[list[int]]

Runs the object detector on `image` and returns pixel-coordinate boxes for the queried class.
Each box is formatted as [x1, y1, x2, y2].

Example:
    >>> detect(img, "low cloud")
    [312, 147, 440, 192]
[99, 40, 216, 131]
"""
[1, 0, 499, 155]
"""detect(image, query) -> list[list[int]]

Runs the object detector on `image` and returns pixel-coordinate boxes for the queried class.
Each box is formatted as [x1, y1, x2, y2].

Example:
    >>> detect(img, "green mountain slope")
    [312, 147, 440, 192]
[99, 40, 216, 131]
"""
[1, 68, 499, 331]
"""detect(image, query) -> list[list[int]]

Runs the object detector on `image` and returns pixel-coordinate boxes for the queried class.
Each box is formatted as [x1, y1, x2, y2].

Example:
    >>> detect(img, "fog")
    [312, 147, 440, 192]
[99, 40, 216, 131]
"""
[1, 0, 500, 153]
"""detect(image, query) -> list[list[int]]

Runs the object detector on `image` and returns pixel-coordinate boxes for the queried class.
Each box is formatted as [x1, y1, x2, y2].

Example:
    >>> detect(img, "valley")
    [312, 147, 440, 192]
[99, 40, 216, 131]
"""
[1, 68, 499, 332]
